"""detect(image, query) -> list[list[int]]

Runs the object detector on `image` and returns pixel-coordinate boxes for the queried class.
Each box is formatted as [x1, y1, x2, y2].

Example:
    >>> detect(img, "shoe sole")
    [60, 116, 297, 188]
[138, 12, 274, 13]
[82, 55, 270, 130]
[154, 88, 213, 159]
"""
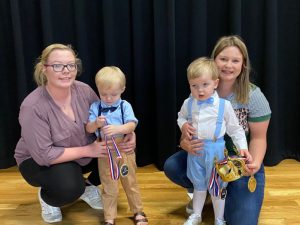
[42, 216, 62, 223]
[80, 197, 104, 210]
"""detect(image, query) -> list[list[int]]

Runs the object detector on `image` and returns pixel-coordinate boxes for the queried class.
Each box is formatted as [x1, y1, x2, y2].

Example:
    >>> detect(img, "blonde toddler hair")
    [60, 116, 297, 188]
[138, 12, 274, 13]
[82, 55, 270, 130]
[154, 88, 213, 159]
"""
[187, 57, 219, 81]
[95, 66, 126, 89]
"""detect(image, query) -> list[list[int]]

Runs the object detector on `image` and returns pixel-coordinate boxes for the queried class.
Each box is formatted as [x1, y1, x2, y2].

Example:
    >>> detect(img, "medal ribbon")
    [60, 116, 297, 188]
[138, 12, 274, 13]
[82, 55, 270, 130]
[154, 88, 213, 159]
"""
[209, 159, 227, 197]
[103, 120, 122, 180]
[208, 99, 226, 197]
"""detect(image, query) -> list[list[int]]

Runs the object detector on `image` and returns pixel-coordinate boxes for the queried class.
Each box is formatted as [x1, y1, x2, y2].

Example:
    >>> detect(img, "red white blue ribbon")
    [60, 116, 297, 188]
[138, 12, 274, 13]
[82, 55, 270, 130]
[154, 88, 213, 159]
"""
[209, 167, 220, 197]
[103, 120, 122, 180]
[209, 159, 227, 197]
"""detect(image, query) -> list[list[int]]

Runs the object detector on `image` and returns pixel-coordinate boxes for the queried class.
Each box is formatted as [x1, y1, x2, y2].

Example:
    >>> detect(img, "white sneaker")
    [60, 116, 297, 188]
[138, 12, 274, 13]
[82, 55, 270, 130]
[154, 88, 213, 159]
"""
[38, 188, 62, 223]
[215, 218, 226, 225]
[80, 185, 103, 209]
[186, 199, 193, 214]
[183, 213, 202, 225]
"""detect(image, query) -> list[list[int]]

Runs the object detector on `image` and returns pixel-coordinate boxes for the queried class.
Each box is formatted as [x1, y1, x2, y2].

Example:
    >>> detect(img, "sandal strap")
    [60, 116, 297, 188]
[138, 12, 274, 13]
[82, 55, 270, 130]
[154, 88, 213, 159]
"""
[134, 212, 148, 224]
[134, 211, 147, 218]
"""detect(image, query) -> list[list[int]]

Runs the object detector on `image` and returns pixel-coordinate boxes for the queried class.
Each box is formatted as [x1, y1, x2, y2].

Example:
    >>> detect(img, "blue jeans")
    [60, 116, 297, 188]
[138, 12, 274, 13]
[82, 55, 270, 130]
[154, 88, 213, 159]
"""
[163, 149, 265, 225]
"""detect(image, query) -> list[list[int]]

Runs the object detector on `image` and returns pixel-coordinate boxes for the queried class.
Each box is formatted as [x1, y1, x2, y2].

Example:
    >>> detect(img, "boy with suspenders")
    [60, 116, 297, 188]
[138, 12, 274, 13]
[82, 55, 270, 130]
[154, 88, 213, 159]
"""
[178, 58, 251, 225]
[86, 66, 148, 225]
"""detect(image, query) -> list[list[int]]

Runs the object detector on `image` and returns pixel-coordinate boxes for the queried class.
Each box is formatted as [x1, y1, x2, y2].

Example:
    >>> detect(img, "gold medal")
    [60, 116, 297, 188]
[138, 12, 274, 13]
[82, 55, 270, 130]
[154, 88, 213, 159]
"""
[220, 188, 227, 200]
[248, 175, 257, 192]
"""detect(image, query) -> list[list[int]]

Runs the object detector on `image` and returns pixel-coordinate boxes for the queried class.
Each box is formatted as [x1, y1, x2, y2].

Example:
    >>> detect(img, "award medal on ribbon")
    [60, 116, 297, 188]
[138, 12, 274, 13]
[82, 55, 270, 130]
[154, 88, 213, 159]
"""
[220, 188, 227, 200]
[103, 121, 122, 180]
[120, 164, 129, 177]
[248, 175, 257, 192]
[99, 105, 126, 181]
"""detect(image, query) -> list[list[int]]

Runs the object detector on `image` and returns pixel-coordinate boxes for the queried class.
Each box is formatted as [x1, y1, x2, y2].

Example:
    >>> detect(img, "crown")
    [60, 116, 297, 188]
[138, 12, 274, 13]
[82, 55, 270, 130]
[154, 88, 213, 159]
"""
[214, 155, 247, 182]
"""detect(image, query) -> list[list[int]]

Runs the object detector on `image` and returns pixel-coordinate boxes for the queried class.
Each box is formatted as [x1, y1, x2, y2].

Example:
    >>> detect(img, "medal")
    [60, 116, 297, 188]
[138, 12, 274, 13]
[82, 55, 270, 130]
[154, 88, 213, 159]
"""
[248, 175, 257, 192]
[120, 164, 129, 177]
[220, 188, 227, 200]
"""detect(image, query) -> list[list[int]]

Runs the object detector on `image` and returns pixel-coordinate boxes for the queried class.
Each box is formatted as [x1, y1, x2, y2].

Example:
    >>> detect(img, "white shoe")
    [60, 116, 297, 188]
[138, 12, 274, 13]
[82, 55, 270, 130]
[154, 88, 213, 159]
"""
[80, 185, 103, 209]
[215, 218, 226, 225]
[186, 199, 193, 214]
[183, 213, 202, 225]
[38, 188, 62, 223]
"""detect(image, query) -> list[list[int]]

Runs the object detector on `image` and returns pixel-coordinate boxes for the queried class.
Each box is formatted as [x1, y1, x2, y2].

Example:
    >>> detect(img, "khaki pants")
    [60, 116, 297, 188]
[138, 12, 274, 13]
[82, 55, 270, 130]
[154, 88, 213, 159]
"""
[98, 150, 143, 220]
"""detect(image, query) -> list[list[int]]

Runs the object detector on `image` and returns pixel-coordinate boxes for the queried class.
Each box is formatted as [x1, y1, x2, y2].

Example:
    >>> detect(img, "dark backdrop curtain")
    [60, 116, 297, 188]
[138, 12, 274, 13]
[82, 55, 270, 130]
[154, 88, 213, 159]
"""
[1, 0, 299, 169]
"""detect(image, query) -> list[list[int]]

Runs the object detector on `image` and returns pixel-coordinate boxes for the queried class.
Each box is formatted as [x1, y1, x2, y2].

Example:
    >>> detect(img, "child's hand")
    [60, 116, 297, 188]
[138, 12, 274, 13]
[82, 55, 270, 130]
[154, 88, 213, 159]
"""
[182, 122, 196, 140]
[102, 125, 120, 137]
[95, 116, 106, 128]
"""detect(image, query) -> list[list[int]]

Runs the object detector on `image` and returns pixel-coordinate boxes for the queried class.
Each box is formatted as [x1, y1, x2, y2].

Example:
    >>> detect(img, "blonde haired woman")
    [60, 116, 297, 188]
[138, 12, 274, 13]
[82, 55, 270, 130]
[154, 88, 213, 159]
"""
[15, 44, 136, 223]
[164, 36, 271, 225]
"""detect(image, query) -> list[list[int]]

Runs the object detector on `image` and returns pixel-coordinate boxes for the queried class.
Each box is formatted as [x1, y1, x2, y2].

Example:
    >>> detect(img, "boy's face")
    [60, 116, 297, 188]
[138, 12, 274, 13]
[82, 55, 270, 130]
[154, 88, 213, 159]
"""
[98, 84, 124, 105]
[189, 73, 219, 101]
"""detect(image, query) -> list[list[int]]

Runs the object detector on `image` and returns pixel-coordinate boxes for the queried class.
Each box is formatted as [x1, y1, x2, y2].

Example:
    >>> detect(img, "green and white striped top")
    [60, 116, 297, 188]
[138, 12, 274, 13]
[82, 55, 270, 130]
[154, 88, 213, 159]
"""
[224, 83, 271, 155]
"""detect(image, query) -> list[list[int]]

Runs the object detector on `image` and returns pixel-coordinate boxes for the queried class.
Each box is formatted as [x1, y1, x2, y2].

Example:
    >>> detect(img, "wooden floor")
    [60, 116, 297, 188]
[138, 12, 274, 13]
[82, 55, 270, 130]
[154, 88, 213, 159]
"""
[0, 159, 299, 225]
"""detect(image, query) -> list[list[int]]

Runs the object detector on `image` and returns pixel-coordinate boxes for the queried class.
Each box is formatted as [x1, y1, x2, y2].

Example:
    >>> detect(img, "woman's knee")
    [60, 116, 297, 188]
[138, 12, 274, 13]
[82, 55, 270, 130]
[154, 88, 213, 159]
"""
[54, 180, 85, 204]
[163, 157, 176, 177]
[164, 150, 187, 175]
[48, 162, 86, 204]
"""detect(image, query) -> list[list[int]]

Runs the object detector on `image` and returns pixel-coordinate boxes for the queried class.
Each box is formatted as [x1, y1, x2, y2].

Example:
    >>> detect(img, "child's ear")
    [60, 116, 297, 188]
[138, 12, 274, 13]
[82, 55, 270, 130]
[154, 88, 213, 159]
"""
[121, 86, 126, 93]
[214, 79, 219, 89]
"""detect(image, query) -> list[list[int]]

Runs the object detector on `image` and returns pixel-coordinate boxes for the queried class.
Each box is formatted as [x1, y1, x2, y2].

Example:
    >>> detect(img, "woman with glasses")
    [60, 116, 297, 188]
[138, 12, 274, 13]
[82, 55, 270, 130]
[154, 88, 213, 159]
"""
[14, 44, 136, 223]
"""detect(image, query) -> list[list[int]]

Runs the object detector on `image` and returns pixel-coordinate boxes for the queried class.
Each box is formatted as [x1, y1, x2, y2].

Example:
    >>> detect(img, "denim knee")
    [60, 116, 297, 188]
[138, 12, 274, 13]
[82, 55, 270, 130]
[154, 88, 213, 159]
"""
[163, 150, 193, 190]
[225, 165, 265, 225]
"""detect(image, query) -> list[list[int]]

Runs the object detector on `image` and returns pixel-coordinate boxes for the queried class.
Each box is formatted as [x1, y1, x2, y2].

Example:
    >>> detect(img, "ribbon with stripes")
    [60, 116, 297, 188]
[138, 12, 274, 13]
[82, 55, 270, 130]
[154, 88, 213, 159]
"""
[103, 120, 122, 180]
[209, 159, 227, 197]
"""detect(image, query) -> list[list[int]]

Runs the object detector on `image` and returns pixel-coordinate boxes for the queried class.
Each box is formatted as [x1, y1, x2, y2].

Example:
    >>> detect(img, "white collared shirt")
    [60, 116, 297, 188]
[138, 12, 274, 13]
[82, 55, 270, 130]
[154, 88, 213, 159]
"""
[177, 91, 247, 150]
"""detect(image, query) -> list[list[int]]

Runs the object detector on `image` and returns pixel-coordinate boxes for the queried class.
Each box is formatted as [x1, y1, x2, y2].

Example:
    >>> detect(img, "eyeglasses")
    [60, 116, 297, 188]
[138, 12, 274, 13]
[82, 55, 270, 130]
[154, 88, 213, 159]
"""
[44, 63, 77, 72]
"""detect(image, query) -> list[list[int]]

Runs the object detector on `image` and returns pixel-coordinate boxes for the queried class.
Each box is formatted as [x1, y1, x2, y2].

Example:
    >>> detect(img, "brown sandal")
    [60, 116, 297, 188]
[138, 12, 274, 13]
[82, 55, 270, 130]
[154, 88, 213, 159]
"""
[133, 212, 148, 225]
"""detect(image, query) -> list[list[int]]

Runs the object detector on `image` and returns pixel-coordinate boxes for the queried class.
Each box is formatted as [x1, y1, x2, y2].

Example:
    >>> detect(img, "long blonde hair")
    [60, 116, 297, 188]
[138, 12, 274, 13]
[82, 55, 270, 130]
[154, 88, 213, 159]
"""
[211, 35, 250, 104]
[34, 44, 82, 86]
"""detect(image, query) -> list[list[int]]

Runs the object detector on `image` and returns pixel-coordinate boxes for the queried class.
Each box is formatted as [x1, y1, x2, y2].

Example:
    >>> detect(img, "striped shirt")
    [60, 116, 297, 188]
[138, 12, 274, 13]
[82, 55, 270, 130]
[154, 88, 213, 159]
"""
[224, 84, 271, 154]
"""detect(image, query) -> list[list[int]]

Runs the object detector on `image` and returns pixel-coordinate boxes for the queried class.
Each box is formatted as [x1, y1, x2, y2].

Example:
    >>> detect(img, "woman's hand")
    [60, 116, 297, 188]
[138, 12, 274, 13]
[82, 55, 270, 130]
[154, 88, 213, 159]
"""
[118, 132, 136, 153]
[181, 122, 196, 140]
[240, 149, 253, 163]
[88, 140, 107, 158]
[245, 160, 261, 176]
[180, 137, 204, 155]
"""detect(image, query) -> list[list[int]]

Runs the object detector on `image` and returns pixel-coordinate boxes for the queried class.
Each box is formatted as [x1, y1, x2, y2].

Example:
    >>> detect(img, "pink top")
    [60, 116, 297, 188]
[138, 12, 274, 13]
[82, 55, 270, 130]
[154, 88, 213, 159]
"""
[14, 81, 99, 167]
